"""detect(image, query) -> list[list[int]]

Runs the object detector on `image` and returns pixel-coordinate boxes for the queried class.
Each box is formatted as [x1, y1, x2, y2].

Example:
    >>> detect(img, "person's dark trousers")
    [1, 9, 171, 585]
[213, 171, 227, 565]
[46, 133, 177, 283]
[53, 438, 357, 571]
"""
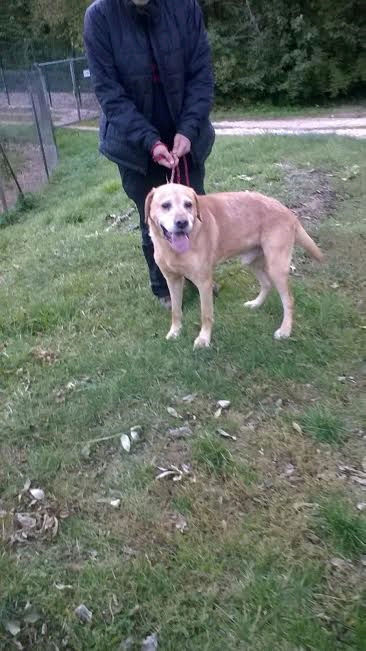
[119, 156, 205, 298]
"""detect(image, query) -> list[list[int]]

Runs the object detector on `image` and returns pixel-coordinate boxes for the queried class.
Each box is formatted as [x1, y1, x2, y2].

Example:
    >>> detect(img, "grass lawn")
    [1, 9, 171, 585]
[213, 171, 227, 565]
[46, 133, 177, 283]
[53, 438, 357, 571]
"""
[1, 130, 365, 650]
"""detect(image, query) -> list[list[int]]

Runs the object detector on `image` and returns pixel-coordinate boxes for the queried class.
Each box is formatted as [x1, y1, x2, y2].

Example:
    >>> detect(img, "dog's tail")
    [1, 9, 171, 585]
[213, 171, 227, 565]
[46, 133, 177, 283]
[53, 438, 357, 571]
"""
[295, 223, 324, 262]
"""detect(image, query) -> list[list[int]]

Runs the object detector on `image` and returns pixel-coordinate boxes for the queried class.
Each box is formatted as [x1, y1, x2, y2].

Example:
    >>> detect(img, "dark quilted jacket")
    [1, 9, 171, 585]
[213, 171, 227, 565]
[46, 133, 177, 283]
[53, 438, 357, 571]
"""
[84, 0, 215, 173]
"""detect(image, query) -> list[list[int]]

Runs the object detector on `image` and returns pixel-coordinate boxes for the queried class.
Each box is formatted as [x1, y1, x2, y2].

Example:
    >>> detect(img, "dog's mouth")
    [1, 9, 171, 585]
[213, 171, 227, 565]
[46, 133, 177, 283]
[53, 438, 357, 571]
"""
[161, 225, 190, 254]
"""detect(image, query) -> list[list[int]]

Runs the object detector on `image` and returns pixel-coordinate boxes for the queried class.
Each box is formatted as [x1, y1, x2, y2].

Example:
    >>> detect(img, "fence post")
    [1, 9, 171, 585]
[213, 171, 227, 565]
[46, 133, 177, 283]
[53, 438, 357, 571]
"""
[0, 174, 8, 212]
[69, 58, 81, 121]
[0, 60, 10, 106]
[28, 75, 50, 181]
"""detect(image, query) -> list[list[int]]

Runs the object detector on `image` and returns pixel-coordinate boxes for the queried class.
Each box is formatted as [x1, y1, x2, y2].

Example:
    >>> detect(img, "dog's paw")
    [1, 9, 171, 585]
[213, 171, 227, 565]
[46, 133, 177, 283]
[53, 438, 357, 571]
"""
[166, 327, 181, 341]
[244, 299, 260, 309]
[193, 335, 210, 350]
[274, 328, 291, 340]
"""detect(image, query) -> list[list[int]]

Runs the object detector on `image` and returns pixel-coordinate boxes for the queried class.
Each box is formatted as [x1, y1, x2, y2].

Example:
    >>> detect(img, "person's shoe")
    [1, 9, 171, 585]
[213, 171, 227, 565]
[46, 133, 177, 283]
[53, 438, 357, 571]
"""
[158, 296, 172, 309]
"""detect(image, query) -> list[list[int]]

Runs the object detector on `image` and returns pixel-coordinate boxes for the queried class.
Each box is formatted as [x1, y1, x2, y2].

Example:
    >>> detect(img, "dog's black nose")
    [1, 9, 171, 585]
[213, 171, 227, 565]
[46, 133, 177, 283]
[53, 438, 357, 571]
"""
[176, 219, 188, 230]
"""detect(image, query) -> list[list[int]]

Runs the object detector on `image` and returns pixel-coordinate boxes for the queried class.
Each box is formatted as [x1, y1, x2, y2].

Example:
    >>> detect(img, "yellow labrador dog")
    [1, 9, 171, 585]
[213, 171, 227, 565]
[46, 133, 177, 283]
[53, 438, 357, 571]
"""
[145, 184, 323, 349]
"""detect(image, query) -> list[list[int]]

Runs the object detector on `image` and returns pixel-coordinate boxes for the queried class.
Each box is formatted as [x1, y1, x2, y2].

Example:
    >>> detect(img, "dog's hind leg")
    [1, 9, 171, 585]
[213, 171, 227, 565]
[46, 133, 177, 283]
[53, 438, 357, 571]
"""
[243, 255, 272, 309]
[165, 274, 185, 340]
[262, 244, 294, 340]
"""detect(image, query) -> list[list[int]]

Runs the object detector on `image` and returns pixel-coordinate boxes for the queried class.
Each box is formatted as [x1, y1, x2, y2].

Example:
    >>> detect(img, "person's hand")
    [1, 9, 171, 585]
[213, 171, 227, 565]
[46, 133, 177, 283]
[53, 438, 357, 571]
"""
[172, 133, 191, 160]
[151, 141, 175, 169]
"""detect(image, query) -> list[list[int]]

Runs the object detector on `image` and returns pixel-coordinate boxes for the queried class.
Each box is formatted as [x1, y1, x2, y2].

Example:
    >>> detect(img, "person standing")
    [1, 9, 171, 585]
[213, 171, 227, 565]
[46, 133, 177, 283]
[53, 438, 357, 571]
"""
[84, 0, 215, 307]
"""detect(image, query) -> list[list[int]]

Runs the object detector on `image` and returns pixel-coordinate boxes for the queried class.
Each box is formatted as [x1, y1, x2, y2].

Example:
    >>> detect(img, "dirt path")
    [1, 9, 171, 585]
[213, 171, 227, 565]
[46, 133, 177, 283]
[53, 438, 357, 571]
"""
[67, 116, 366, 139]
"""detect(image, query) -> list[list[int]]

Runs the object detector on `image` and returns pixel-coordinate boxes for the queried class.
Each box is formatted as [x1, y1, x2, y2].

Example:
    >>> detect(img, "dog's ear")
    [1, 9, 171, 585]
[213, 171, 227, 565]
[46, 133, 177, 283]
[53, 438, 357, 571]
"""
[144, 187, 155, 223]
[192, 190, 202, 222]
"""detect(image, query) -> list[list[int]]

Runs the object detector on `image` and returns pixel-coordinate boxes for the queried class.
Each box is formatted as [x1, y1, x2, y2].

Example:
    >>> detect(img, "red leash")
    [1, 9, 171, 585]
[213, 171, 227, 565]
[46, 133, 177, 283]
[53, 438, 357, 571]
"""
[169, 155, 190, 187]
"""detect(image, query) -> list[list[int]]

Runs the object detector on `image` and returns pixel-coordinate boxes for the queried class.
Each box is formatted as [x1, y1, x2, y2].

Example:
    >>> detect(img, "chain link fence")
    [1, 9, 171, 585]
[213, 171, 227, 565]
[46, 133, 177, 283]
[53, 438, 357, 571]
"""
[0, 67, 58, 214]
[1, 56, 100, 127]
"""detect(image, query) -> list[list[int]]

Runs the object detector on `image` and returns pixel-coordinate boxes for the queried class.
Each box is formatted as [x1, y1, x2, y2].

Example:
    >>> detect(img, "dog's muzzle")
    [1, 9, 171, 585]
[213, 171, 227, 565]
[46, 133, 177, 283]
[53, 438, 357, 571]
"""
[161, 225, 190, 254]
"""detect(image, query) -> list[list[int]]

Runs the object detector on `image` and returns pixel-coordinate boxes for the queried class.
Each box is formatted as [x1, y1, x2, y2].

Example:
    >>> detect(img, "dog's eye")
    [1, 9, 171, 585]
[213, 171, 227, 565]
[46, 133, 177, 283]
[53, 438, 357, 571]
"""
[184, 201, 193, 209]
[161, 201, 172, 210]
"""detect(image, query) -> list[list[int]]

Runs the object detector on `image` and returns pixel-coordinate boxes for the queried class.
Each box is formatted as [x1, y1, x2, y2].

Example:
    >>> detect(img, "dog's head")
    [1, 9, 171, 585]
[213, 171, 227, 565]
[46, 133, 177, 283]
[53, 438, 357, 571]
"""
[145, 183, 201, 254]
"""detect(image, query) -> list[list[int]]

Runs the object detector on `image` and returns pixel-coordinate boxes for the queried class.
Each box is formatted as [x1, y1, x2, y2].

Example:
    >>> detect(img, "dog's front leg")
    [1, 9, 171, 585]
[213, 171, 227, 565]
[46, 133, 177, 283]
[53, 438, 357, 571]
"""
[194, 279, 214, 349]
[165, 274, 184, 340]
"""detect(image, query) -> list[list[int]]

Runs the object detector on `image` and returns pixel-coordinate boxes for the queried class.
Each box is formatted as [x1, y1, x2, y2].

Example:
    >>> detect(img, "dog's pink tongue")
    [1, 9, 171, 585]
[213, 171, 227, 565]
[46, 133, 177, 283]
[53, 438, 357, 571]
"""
[171, 233, 190, 253]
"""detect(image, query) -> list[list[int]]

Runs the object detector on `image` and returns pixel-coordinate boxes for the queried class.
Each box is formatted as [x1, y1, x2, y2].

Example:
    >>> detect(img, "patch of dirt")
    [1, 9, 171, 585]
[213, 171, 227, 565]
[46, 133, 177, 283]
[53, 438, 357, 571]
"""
[279, 163, 338, 224]
[0, 143, 47, 213]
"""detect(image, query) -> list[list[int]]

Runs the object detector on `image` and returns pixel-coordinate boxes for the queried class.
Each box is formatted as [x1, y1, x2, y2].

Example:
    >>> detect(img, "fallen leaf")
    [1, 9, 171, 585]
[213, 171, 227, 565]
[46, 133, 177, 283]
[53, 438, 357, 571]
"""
[217, 400, 231, 409]
[130, 426, 142, 442]
[182, 394, 197, 403]
[167, 407, 181, 419]
[292, 421, 302, 434]
[217, 428, 237, 441]
[15, 513, 37, 530]
[168, 426, 193, 439]
[156, 470, 177, 480]
[120, 434, 131, 453]
[74, 604, 92, 623]
[54, 583, 73, 591]
[81, 444, 91, 459]
[23, 479, 31, 492]
[5, 621, 21, 636]
[141, 632, 158, 651]
[29, 488, 45, 501]
[214, 408, 222, 419]
[175, 514, 188, 534]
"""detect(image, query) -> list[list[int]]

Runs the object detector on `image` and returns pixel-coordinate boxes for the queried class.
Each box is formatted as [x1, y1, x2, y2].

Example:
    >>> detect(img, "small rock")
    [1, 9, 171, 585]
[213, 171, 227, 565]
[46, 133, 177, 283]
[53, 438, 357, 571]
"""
[74, 604, 92, 623]
[356, 502, 366, 512]
[141, 633, 158, 651]
[110, 499, 121, 508]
